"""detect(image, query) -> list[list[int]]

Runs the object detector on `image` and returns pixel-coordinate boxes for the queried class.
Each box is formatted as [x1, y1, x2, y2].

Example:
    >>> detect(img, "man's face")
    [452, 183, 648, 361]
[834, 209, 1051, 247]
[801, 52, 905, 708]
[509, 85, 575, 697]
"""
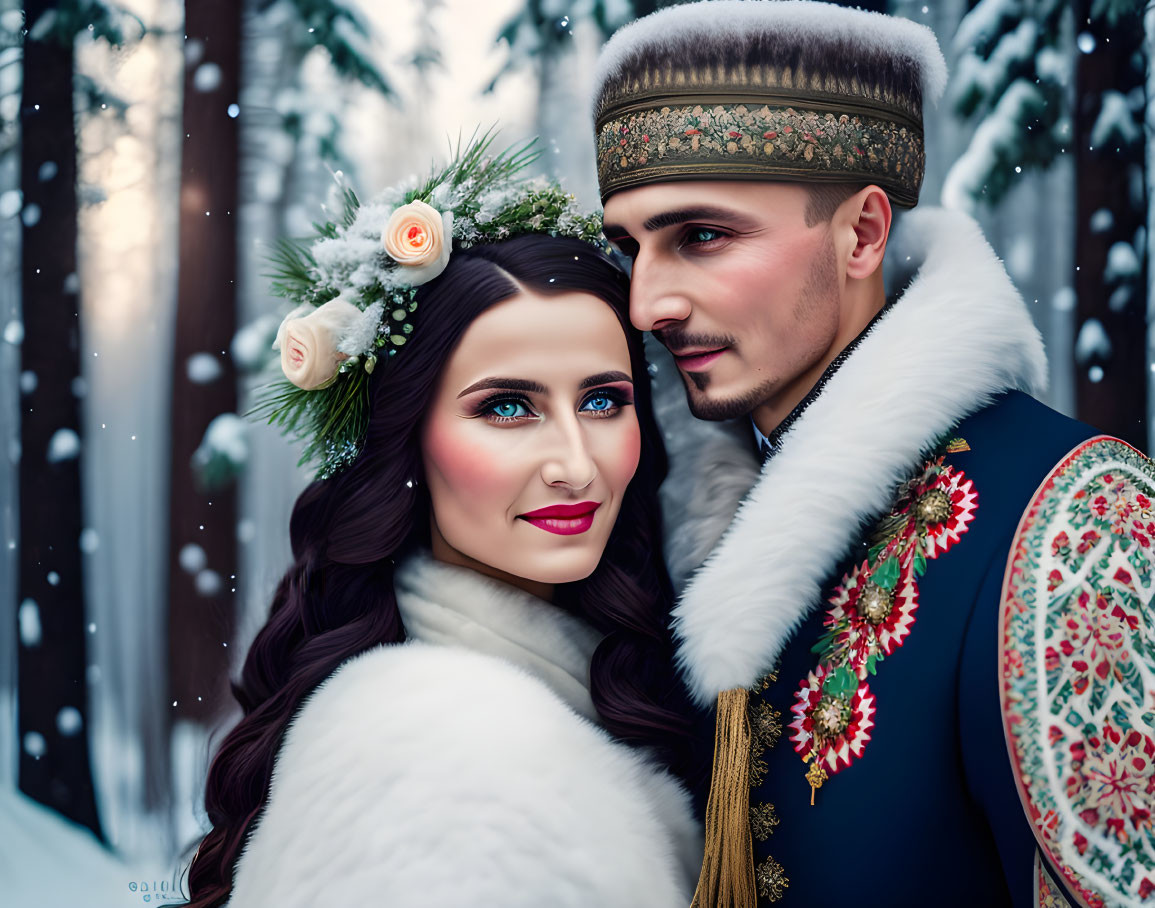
[603, 181, 843, 422]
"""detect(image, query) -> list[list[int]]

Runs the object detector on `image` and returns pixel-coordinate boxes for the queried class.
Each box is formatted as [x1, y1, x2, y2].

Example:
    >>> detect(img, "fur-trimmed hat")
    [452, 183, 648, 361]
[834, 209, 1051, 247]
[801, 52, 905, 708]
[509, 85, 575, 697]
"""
[592, 0, 947, 206]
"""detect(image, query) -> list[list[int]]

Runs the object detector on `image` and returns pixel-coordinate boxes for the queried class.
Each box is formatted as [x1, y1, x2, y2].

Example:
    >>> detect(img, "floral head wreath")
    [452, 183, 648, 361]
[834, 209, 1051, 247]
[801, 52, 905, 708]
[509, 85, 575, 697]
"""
[251, 132, 605, 479]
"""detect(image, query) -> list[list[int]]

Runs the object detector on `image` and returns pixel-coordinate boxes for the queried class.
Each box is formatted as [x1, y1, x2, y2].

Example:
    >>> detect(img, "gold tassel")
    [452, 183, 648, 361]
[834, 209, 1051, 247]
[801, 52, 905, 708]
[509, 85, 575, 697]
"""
[690, 688, 757, 908]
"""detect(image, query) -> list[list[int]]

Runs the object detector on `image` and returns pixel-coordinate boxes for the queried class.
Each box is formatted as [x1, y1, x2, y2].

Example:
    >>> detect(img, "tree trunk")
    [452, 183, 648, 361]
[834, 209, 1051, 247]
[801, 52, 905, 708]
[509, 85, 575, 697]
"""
[17, 0, 102, 838]
[167, 0, 242, 724]
[1073, 0, 1147, 450]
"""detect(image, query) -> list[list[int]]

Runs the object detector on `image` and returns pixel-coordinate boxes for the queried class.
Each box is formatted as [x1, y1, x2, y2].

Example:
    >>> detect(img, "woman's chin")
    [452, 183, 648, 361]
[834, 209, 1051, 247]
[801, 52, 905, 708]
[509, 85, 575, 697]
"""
[494, 546, 605, 586]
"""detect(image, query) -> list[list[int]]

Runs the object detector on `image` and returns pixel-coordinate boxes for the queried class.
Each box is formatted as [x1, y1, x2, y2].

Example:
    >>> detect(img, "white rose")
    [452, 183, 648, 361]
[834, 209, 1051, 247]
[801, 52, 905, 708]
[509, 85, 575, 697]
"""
[272, 298, 363, 390]
[382, 200, 454, 286]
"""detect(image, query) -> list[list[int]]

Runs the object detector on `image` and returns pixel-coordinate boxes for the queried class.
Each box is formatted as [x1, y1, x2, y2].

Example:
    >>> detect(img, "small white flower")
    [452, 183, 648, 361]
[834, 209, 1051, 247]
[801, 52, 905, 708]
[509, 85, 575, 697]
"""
[273, 298, 362, 390]
[382, 201, 454, 286]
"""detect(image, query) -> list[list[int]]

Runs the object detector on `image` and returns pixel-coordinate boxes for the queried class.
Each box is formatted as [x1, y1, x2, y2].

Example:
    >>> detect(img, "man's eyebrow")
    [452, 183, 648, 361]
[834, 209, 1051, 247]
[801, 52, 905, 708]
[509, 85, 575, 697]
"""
[457, 377, 547, 398]
[641, 206, 758, 232]
[603, 206, 757, 239]
[579, 370, 632, 389]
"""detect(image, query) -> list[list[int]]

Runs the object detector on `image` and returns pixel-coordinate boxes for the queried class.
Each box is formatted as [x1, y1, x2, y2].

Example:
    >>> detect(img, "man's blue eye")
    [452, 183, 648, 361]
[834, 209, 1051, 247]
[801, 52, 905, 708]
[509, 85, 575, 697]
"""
[687, 227, 723, 244]
[489, 400, 529, 419]
[581, 395, 616, 413]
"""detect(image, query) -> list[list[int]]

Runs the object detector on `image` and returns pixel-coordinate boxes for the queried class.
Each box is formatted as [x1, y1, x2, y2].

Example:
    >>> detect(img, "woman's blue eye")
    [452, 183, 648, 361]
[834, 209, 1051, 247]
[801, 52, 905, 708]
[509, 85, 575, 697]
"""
[488, 400, 530, 419]
[581, 395, 617, 414]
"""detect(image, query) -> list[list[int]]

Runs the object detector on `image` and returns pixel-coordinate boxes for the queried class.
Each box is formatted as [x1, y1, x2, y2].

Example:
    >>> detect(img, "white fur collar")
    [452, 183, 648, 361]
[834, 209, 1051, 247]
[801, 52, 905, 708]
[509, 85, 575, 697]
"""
[671, 207, 1048, 705]
[395, 552, 604, 721]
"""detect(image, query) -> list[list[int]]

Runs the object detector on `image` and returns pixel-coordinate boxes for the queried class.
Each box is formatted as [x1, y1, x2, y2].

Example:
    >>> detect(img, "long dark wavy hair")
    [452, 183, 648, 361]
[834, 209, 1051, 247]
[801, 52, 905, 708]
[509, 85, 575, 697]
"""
[182, 234, 694, 907]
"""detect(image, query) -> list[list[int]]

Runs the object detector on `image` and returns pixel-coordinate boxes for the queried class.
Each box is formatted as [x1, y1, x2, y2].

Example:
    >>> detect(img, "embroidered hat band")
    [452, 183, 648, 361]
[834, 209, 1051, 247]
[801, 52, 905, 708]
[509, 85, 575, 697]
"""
[595, 90, 925, 208]
[591, 1, 947, 206]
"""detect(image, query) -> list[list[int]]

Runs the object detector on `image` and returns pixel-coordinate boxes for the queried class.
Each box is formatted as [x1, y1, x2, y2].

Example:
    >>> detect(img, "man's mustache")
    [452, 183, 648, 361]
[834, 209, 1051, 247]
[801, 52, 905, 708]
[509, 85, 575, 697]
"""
[652, 328, 737, 354]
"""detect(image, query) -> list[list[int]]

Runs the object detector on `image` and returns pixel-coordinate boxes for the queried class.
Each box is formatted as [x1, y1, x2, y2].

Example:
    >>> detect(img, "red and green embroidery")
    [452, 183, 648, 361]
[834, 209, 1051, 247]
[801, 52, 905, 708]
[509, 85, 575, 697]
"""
[788, 451, 978, 797]
[1035, 850, 1074, 907]
[1002, 437, 1155, 907]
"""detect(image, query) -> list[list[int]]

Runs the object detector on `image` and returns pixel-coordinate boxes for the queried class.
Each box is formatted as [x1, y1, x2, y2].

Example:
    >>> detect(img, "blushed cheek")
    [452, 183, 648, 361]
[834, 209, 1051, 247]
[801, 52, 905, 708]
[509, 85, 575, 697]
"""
[423, 416, 514, 535]
[719, 244, 814, 337]
[426, 417, 483, 491]
[602, 418, 642, 497]
[721, 273, 770, 325]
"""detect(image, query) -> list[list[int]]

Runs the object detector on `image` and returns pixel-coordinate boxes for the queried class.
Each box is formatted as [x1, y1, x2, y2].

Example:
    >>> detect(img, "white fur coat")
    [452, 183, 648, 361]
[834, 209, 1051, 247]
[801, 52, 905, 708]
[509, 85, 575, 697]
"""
[655, 207, 1049, 706]
[228, 553, 701, 907]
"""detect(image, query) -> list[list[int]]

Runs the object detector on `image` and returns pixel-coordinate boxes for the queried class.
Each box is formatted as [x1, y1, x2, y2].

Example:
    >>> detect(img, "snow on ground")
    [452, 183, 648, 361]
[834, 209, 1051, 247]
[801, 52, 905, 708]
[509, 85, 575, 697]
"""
[0, 786, 188, 907]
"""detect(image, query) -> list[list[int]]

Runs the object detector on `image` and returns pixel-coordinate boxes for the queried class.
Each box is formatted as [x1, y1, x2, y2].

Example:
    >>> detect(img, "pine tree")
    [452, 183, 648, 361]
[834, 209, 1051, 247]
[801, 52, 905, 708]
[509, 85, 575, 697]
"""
[943, 0, 1069, 210]
[1071, 0, 1146, 448]
[166, 0, 245, 728]
[944, 0, 1146, 448]
[170, 0, 396, 733]
[17, 0, 141, 838]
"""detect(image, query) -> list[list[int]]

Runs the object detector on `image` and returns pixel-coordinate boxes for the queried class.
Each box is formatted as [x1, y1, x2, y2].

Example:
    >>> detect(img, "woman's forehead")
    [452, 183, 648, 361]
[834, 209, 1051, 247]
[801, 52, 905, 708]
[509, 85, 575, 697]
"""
[441, 290, 632, 390]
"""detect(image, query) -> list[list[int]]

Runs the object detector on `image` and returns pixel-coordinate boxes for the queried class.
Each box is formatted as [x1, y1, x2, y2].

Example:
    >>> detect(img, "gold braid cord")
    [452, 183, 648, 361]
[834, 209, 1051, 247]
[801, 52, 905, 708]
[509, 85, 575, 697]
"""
[691, 688, 757, 908]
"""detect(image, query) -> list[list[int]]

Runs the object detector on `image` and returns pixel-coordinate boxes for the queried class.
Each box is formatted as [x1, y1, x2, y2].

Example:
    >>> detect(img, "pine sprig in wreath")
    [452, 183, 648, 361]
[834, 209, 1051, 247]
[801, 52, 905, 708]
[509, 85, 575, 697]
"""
[248, 366, 373, 478]
[248, 130, 608, 479]
[266, 237, 321, 302]
[410, 129, 541, 210]
[472, 184, 604, 245]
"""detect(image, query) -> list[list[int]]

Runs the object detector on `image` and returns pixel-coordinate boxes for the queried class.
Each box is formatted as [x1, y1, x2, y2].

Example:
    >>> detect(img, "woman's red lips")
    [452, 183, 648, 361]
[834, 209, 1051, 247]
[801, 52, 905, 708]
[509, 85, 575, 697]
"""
[519, 501, 601, 536]
[521, 501, 600, 519]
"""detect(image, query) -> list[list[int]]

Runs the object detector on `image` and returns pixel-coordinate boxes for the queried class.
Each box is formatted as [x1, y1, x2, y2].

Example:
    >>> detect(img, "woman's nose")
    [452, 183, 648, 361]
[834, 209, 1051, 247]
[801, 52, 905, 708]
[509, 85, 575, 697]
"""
[540, 416, 597, 490]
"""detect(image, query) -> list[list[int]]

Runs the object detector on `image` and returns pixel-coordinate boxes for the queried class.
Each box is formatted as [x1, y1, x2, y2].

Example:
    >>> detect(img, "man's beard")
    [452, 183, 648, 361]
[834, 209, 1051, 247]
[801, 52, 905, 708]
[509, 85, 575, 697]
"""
[682, 373, 778, 420]
[662, 234, 839, 422]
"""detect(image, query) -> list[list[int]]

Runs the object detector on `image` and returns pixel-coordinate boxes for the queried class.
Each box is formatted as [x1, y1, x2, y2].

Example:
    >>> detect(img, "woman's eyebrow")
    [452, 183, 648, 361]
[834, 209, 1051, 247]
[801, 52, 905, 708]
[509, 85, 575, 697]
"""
[457, 377, 547, 398]
[579, 371, 632, 389]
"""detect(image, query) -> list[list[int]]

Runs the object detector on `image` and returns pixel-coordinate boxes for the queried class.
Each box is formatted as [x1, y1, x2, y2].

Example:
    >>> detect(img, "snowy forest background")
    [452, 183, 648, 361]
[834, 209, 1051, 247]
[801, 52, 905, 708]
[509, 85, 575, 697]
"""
[0, 0, 1151, 902]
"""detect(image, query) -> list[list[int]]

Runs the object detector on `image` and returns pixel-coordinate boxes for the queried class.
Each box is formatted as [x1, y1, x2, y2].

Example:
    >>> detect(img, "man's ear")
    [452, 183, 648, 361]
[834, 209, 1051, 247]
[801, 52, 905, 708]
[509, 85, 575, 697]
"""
[840, 185, 892, 281]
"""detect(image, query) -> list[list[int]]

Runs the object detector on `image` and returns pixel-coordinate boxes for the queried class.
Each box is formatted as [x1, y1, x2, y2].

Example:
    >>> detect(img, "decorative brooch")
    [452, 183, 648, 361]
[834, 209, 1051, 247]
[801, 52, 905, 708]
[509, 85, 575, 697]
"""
[788, 449, 978, 802]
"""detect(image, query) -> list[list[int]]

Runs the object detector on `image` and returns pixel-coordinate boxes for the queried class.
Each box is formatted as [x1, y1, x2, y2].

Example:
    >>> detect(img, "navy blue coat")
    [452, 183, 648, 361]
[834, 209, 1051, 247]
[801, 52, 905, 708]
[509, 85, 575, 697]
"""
[739, 392, 1095, 905]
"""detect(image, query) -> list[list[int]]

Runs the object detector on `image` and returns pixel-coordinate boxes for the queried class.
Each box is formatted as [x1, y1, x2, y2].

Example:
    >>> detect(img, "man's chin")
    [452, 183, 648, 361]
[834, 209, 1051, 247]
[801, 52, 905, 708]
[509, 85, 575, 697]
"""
[680, 372, 778, 422]
[683, 386, 759, 422]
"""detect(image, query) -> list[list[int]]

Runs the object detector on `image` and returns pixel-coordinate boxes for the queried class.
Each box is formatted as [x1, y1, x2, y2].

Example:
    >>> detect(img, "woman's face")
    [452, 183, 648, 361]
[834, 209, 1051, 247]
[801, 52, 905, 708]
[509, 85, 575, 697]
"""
[422, 287, 641, 592]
